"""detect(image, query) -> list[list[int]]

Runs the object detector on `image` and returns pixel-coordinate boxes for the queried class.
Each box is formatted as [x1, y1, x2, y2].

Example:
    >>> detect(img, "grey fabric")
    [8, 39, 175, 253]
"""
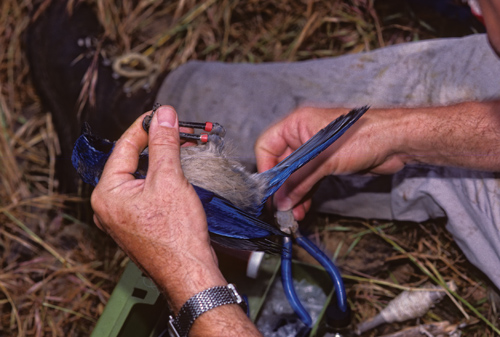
[156, 34, 500, 288]
[314, 166, 500, 286]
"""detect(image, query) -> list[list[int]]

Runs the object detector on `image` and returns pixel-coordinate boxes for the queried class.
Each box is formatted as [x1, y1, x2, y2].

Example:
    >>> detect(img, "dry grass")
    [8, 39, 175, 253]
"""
[0, 0, 494, 336]
[297, 216, 500, 335]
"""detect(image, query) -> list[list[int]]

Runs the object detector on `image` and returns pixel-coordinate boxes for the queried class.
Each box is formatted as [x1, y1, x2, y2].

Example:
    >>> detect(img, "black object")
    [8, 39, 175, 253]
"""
[26, 1, 164, 192]
[320, 293, 353, 336]
[325, 300, 352, 329]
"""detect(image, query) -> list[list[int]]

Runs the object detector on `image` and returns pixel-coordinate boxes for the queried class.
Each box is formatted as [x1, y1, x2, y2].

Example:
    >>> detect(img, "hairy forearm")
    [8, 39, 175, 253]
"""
[130, 245, 262, 336]
[389, 101, 500, 171]
[254, 101, 500, 217]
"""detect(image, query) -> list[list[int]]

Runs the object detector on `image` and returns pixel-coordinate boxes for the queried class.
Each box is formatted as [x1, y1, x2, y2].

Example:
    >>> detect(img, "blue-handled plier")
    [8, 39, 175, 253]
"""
[276, 210, 347, 328]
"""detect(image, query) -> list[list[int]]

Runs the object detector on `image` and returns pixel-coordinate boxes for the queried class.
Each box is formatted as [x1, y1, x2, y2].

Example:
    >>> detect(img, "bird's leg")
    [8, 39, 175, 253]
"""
[142, 103, 226, 145]
[275, 210, 299, 234]
[179, 121, 226, 138]
[178, 121, 225, 145]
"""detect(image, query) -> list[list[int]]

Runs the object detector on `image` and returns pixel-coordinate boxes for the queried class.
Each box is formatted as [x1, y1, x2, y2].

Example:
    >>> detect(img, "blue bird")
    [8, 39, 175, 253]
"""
[72, 105, 368, 326]
[72, 106, 368, 253]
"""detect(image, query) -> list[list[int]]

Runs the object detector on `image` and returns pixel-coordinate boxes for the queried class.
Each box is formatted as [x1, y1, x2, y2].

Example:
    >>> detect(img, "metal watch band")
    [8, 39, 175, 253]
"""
[168, 283, 247, 337]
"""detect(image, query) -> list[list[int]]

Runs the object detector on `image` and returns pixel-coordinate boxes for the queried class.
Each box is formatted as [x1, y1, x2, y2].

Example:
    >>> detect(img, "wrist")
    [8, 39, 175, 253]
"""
[122, 236, 225, 313]
[155, 252, 227, 313]
[385, 108, 421, 166]
[169, 283, 247, 337]
[358, 107, 414, 171]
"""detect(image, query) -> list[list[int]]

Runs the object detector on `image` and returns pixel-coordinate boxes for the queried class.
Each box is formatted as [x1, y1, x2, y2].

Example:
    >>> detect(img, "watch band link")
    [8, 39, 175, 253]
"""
[168, 283, 247, 337]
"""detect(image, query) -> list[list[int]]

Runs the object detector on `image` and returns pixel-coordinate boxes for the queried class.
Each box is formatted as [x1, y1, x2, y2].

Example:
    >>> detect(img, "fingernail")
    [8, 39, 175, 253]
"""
[157, 106, 177, 128]
[276, 196, 293, 211]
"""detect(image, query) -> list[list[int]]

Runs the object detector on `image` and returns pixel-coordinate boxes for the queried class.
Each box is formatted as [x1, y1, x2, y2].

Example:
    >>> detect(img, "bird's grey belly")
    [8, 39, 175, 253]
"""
[180, 144, 265, 214]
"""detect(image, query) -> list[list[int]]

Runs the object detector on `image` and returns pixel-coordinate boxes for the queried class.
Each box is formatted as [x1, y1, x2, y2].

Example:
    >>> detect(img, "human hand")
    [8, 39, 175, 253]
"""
[91, 105, 226, 311]
[255, 106, 408, 220]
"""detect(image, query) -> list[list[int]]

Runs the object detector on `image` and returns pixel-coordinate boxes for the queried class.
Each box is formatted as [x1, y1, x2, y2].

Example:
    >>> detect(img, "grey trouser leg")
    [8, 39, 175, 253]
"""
[156, 34, 500, 288]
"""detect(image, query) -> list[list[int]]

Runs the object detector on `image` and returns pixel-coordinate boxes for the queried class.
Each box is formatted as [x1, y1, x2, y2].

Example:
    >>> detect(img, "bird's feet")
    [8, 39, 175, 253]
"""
[275, 210, 299, 235]
[142, 104, 226, 145]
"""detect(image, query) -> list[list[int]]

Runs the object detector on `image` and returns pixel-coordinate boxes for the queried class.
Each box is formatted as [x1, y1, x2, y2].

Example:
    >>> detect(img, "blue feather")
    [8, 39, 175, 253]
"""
[72, 125, 115, 186]
[195, 186, 283, 253]
[71, 130, 285, 253]
[257, 106, 369, 202]
[195, 186, 282, 239]
[71, 107, 368, 253]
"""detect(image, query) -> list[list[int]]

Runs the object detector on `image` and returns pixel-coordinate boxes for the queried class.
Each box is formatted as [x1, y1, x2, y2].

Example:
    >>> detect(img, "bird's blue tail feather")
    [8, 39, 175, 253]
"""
[259, 106, 369, 201]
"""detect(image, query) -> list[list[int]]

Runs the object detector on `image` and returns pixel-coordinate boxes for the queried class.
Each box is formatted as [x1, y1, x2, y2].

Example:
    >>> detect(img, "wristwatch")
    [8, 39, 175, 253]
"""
[168, 283, 247, 337]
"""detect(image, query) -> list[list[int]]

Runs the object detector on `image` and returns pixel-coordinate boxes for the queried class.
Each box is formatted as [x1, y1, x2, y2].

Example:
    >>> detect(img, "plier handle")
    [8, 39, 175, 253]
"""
[278, 216, 348, 328]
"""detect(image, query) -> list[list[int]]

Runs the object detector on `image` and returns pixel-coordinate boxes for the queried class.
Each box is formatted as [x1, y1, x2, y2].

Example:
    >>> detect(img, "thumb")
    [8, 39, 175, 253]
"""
[146, 105, 184, 184]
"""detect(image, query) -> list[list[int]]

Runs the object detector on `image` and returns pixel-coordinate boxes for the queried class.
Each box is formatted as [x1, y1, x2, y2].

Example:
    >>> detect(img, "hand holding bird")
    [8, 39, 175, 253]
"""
[73, 104, 368, 328]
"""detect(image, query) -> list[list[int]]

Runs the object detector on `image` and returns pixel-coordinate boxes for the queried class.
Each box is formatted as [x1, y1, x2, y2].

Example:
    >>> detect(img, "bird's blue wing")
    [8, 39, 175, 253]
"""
[72, 129, 285, 253]
[71, 127, 113, 186]
[194, 185, 285, 253]
[72, 127, 148, 185]
[258, 106, 369, 202]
